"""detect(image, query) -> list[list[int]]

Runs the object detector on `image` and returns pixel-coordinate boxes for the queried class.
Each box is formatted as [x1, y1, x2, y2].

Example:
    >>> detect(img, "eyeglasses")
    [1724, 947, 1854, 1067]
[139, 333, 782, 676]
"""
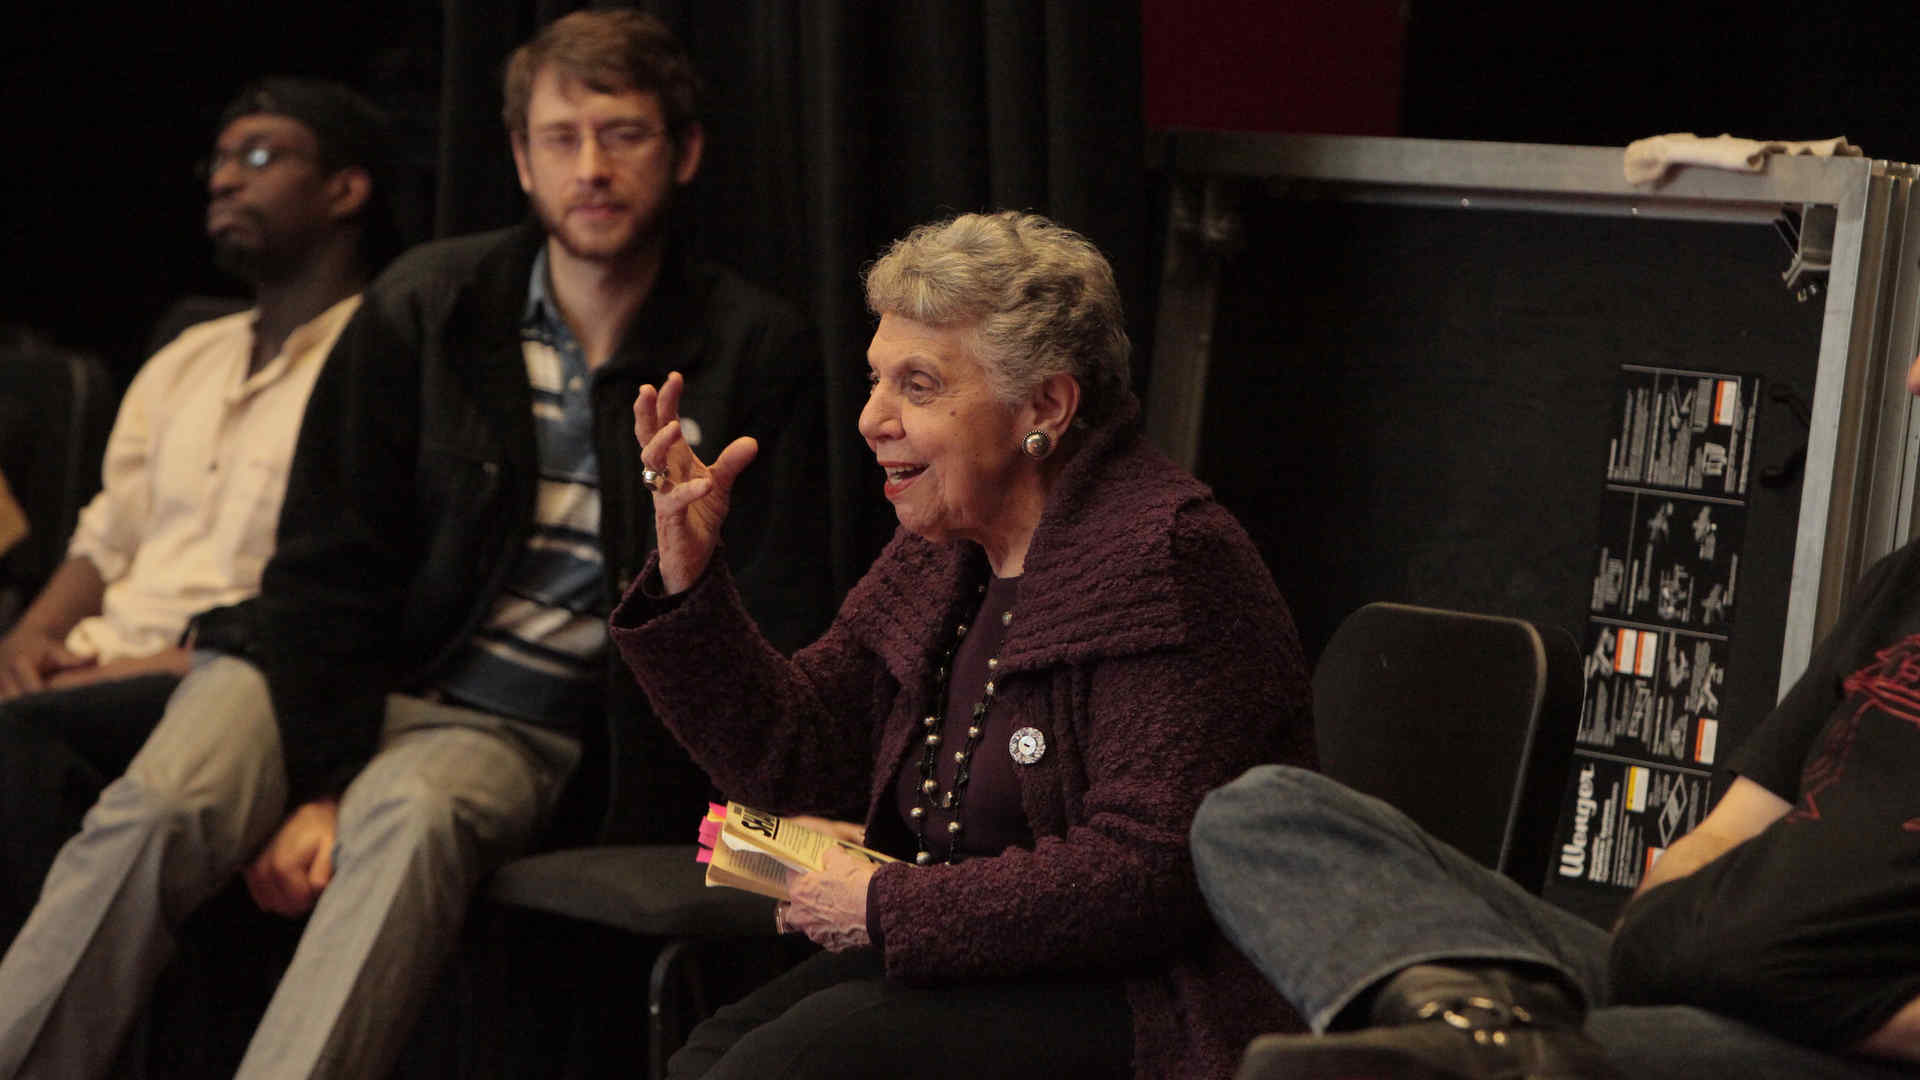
[527, 122, 664, 162]
[196, 142, 314, 182]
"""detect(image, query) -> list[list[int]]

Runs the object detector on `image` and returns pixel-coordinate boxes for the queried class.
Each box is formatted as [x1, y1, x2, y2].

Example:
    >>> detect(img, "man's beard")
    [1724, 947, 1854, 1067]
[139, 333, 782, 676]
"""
[211, 235, 297, 286]
[530, 191, 667, 265]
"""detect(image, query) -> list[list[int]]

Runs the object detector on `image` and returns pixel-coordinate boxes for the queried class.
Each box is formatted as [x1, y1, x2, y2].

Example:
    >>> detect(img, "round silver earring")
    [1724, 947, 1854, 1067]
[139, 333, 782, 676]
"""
[1022, 430, 1053, 459]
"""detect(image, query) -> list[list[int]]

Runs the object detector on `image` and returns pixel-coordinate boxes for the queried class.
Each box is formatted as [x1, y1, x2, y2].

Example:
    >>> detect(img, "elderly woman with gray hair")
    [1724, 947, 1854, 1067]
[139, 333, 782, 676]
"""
[613, 211, 1314, 1078]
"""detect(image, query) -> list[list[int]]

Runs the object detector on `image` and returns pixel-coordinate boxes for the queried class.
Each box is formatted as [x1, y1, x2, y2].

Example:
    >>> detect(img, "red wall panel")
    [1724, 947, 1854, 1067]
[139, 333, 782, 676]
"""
[1141, 0, 1406, 135]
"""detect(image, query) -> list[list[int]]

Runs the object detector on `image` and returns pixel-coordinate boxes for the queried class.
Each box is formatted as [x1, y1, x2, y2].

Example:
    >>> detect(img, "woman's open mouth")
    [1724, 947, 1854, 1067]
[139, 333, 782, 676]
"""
[882, 463, 926, 497]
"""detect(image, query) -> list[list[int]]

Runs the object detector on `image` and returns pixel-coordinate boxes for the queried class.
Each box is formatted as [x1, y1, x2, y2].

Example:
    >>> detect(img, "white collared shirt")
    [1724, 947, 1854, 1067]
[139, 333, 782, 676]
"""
[64, 293, 361, 663]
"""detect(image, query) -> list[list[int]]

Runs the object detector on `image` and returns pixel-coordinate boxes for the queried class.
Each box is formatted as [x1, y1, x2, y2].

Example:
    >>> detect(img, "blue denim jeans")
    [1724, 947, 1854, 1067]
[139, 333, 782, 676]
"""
[1191, 765, 1918, 1079]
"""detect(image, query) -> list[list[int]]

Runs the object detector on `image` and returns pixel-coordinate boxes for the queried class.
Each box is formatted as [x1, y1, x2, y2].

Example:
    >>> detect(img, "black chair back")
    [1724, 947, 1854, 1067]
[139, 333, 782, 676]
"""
[1311, 601, 1583, 893]
[0, 337, 115, 629]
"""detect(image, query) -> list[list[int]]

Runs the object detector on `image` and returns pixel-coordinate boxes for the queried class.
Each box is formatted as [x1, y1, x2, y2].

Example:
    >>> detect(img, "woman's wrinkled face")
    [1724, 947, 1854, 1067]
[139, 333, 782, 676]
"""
[858, 313, 1027, 548]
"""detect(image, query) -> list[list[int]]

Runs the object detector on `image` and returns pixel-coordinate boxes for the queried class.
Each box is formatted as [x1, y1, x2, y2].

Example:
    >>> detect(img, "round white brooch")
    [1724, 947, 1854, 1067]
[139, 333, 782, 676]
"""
[1009, 726, 1046, 765]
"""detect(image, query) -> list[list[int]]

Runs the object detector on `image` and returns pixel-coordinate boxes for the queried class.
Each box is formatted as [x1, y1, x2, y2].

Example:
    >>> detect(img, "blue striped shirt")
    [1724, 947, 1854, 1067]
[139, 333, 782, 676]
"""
[432, 248, 609, 725]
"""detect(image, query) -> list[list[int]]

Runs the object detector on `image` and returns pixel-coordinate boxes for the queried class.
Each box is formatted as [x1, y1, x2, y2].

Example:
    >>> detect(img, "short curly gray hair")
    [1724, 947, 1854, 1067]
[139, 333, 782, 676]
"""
[862, 211, 1131, 426]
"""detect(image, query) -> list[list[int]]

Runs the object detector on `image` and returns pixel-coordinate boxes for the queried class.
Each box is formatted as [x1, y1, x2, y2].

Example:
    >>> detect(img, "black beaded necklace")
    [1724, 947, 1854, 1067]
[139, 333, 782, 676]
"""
[910, 601, 1014, 865]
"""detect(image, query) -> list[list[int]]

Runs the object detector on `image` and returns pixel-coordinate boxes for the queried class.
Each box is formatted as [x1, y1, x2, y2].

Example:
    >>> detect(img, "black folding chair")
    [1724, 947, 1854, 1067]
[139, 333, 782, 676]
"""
[0, 333, 114, 630]
[1307, 601, 1583, 893]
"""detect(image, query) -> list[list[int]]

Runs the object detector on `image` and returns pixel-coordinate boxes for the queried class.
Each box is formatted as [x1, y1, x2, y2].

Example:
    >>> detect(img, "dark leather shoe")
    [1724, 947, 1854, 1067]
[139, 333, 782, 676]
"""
[1234, 965, 1621, 1080]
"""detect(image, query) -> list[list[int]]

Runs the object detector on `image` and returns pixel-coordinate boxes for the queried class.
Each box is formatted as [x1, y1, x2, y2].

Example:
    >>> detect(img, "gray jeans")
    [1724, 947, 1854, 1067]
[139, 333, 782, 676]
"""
[1190, 765, 1920, 1079]
[0, 654, 577, 1080]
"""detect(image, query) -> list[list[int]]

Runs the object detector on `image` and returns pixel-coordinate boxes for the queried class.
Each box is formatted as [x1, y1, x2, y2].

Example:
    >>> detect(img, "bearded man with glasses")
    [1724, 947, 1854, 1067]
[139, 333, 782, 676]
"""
[0, 11, 829, 1080]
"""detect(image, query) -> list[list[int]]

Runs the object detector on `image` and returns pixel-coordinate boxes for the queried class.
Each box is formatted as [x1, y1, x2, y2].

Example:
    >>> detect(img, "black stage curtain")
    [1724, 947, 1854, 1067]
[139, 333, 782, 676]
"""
[435, 0, 1149, 590]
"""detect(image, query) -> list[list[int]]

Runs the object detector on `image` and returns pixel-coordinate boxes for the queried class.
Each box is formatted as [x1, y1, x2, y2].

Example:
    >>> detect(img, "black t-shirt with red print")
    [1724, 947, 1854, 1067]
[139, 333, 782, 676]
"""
[1610, 540, 1920, 1050]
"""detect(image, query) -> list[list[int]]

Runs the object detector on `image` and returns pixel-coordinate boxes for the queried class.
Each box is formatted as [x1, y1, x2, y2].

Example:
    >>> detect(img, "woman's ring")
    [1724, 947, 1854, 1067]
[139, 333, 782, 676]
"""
[642, 467, 669, 493]
[773, 901, 790, 933]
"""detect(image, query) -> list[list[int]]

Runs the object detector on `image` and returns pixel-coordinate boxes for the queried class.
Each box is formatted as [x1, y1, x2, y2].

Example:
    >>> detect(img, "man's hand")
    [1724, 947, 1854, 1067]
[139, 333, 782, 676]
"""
[1860, 994, 1920, 1062]
[244, 799, 340, 917]
[1616, 776, 1790, 930]
[0, 624, 87, 701]
[0, 556, 108, 700]
[43, 646, 194, 693]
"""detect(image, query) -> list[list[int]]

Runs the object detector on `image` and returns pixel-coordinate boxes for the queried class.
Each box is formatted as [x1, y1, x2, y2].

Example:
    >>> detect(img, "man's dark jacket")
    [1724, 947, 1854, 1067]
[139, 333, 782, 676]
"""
[193, 221, 834, 842]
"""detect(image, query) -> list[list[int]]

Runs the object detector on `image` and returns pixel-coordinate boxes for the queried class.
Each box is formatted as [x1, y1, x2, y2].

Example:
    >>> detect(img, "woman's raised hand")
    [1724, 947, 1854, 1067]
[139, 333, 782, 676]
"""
[634, 371, 758, 593]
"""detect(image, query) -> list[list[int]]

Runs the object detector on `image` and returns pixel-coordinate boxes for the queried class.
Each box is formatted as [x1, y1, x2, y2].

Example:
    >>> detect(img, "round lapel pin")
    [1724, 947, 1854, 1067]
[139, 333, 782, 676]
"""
[1009, 726, 1046, 765]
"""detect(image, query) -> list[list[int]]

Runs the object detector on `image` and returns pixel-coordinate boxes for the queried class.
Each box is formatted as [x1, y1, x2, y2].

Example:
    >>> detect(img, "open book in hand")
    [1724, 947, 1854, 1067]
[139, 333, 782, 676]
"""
[696, 801, 899, 901]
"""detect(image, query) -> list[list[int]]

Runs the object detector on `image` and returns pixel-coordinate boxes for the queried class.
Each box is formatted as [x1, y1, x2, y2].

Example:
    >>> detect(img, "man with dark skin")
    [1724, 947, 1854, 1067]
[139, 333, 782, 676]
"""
[0, 14, 828, 1080]
[0, 77, 392, 954]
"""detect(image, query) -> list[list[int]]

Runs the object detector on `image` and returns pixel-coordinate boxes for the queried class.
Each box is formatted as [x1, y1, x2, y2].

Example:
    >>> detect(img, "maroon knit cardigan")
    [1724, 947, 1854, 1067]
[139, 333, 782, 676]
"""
[612, 409, 1314, 1078]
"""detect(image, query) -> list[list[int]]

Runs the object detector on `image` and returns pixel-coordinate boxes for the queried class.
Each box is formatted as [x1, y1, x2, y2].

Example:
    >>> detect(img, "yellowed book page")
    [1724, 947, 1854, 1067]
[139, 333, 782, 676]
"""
[722, 802, 832, 871]
[721, 802, 900, 872]
[704, 839, 795, 901]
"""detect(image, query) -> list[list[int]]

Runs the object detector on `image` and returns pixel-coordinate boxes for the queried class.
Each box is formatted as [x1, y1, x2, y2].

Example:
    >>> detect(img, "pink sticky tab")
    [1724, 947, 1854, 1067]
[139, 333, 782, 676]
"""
[695, 848, 712, 864]
[708, 802, 728, 820]
[698, 819, 721, 847]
